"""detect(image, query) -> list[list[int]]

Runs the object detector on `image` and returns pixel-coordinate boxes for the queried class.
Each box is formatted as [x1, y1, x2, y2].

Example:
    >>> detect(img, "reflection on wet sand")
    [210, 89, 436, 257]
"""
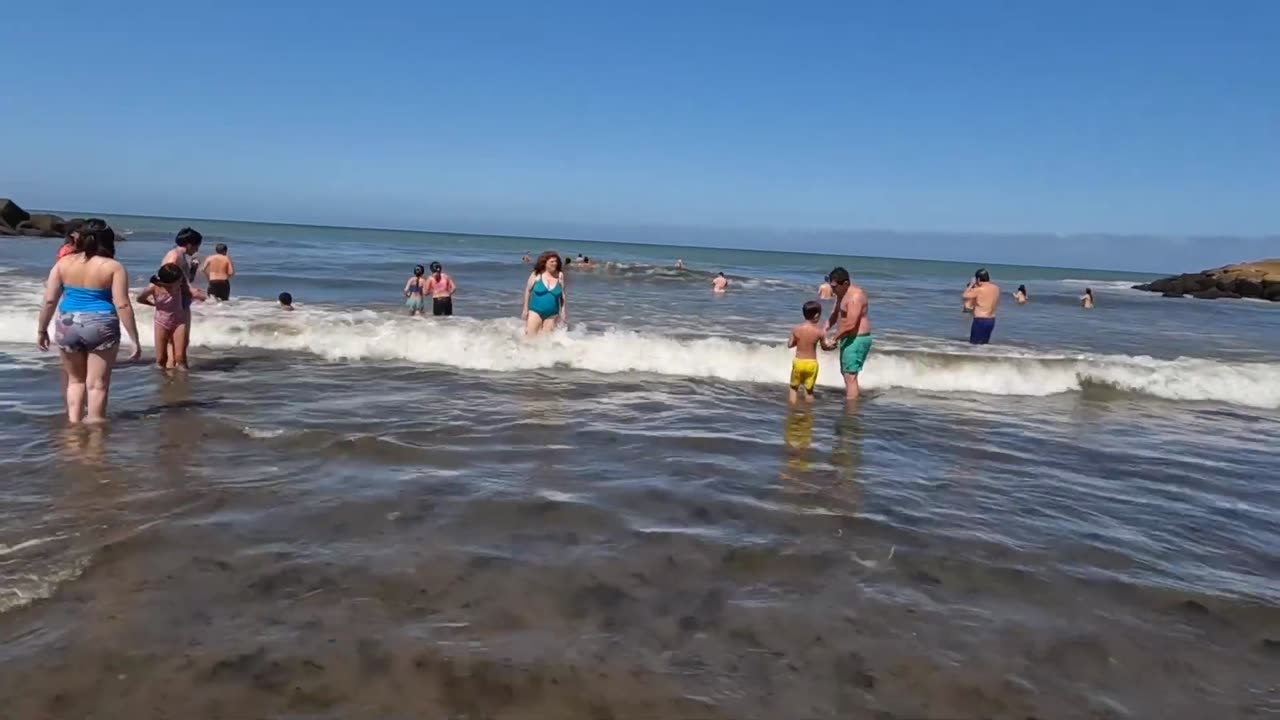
[829, 411, 866, 511]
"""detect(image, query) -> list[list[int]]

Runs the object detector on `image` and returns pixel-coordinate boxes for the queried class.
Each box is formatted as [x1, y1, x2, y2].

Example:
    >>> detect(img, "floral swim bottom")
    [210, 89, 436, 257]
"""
[55, 312, 120, 353]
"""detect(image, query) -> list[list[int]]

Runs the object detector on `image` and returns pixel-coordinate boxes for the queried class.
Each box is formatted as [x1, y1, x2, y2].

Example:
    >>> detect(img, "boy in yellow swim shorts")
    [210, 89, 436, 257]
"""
[788, 301, 836, 404]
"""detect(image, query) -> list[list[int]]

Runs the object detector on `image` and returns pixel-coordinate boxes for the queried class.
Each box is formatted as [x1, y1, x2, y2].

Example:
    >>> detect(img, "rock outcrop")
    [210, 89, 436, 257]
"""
[0, 198, 87, 238]
[1133, 260, 1280, 302]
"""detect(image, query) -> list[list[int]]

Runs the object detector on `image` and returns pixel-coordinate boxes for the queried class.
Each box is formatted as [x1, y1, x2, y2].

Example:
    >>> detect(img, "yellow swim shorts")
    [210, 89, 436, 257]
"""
[789, 359, 819, 392]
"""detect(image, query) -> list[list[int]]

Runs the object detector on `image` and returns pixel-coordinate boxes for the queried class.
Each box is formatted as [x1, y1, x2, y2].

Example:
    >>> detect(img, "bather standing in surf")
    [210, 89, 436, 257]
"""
[522, 251, 567, 335]
[404, 265, 427, 315]
[827, 266, 873, 403]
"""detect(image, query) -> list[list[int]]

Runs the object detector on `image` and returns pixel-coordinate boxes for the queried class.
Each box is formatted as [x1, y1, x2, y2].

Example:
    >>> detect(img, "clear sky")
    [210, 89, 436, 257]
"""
[3, 1, 1277, 270]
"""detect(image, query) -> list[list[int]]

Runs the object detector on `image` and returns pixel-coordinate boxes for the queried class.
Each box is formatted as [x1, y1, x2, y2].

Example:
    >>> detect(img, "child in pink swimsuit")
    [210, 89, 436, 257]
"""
[136, 263, 191, 369]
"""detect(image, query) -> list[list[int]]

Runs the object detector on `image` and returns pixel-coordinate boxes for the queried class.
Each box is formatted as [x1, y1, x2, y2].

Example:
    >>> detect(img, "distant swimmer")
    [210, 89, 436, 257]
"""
[1081, 288, 1095, 309]
[712, 272, 729, 293]
[522, 252, 532, 264]
[963, 268, 1000, 345]
[1014, 284, 1028, 305]
[204, 243, 235, 301]
[818, 276, 833, 300]
[522, 251, 566, 335]
[404, 265, 427, 316]
[675, 259, 685, 270]
[788, 300, 836, 404]
[136, 263, 193, 369]
[827, 267, 873, 403]
[425, 261, 456, 316]
[278, 292, 294, 310]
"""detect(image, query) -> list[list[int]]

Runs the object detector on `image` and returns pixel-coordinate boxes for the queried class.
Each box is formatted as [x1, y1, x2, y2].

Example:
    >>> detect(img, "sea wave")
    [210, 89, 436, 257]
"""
[1, 287, 1276, 408]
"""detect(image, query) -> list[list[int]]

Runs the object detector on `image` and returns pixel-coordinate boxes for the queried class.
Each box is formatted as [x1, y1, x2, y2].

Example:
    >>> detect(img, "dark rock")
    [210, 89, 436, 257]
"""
[1135, 260, 1280, 302]
[0, 198, 30, 228]
[1231, 278, 1265, 297]
[1191, 288, 1241, 300]
[17, 213, 67, 237]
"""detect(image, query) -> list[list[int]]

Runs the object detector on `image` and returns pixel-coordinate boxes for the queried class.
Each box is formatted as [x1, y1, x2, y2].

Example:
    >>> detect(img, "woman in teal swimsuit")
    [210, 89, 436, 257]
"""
[522, 251, 567, 335]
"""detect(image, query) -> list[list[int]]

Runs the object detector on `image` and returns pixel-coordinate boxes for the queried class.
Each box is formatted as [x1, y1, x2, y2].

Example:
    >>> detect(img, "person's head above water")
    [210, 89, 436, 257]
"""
[215, 243, 228, 255]
[151, 262, 184, 286]
[430, 261, 443, 274]
[413, 264, 425, 277]
[533, 251, 562, 275]
[1018, 284, 1027, 294]
[975, 268, 991, 283]
[278, 292, 293, 306]
[802, 300, 823, 321]
[175, 227, 203, 249]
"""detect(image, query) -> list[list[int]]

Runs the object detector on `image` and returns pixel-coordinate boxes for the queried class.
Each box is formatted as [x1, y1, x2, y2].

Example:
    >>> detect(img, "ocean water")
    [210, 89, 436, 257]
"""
[1, 216, 1277, 719]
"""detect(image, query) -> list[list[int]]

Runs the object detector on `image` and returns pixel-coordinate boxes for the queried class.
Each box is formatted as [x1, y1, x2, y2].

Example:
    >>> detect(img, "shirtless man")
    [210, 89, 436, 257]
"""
[962, 268, 1000, 344]
[203, 243, 235, 301]
[712, 272, 729, 293]
[826, 267, 873, 402]
[818, 276, 833, 300]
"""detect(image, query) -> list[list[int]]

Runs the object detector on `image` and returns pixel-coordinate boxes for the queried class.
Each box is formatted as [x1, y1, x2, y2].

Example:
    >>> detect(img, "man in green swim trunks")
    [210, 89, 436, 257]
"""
[826, 267, 873, 402]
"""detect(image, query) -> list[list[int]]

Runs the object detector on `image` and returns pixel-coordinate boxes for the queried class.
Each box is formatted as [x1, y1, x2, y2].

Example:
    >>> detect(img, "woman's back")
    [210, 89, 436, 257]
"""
[57, 255, 118, 290]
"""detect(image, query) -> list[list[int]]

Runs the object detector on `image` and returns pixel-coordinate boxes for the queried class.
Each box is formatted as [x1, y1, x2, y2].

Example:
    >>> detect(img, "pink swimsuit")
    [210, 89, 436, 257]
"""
[153, 285, 189, 331]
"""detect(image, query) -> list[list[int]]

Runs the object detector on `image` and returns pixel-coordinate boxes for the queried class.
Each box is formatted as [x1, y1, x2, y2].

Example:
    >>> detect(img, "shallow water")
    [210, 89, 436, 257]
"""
[1, 217, 1278, 718]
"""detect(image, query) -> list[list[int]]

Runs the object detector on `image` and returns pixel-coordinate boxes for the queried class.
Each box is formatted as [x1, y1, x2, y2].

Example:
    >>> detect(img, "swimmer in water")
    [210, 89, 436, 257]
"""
[712, 272, 729, 293]
[675, 259, 685, 270]
[1014, 284, 1028, 305]
[522, 251, 566, 334]
[278, 292, 294, 310]
[136, 263, 192, 369]
[818, 276, 833, 300]
[1082, 288, 1095, 309]
[161, 227, 206, 364]
[424, 261, 456, 316]
[827, 267, 873, 403]
[522, 252, 532, 264]
[962, 268, 1000, 344]
[788, 300, 836, 404]
[404, 265, 427, 316]
[203, 243, 235, 301]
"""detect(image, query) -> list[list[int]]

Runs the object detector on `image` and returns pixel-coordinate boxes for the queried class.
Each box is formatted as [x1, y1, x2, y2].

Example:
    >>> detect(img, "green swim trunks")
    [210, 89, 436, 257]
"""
[839, 334, 873, 374]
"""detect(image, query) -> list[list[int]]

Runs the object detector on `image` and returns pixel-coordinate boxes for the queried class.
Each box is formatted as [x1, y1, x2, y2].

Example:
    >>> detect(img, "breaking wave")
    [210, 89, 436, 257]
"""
[1, 282, 1277, 409]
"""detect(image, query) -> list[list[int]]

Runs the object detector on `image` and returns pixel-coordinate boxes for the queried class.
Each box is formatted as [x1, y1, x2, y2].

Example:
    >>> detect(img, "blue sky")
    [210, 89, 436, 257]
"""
[2, 1, 1277, 269]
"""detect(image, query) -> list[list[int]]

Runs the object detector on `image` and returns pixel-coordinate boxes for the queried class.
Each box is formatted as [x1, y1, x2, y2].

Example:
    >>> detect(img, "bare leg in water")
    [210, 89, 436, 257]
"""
[61, 351, 88, 424]
[84, 347, 119, 424]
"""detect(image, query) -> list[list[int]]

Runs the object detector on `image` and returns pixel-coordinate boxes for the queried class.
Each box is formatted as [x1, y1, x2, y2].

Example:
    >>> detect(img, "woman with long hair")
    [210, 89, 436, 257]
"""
[522, 251, 567, 335]
[36, 221, 142, 423]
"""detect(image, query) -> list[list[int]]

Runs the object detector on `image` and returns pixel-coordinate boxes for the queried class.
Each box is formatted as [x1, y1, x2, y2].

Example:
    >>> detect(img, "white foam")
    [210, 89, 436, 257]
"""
[1, 280, 1277, 408]
[1059, 279, 1143, 291]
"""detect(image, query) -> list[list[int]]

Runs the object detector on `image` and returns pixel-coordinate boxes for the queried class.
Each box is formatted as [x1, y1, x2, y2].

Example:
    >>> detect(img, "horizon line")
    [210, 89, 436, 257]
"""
[37, 206, 1233, 276]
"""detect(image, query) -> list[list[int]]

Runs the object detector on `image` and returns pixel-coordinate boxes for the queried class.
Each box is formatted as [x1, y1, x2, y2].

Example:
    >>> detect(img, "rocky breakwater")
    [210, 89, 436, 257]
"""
[1133, 260, 1280, 302]
[0, 198, 90, 238]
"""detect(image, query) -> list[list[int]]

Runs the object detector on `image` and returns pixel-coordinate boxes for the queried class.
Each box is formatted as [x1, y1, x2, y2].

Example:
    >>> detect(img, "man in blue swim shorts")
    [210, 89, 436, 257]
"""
[962, 268, 1000, 345]
[826, 266, 873, 403]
